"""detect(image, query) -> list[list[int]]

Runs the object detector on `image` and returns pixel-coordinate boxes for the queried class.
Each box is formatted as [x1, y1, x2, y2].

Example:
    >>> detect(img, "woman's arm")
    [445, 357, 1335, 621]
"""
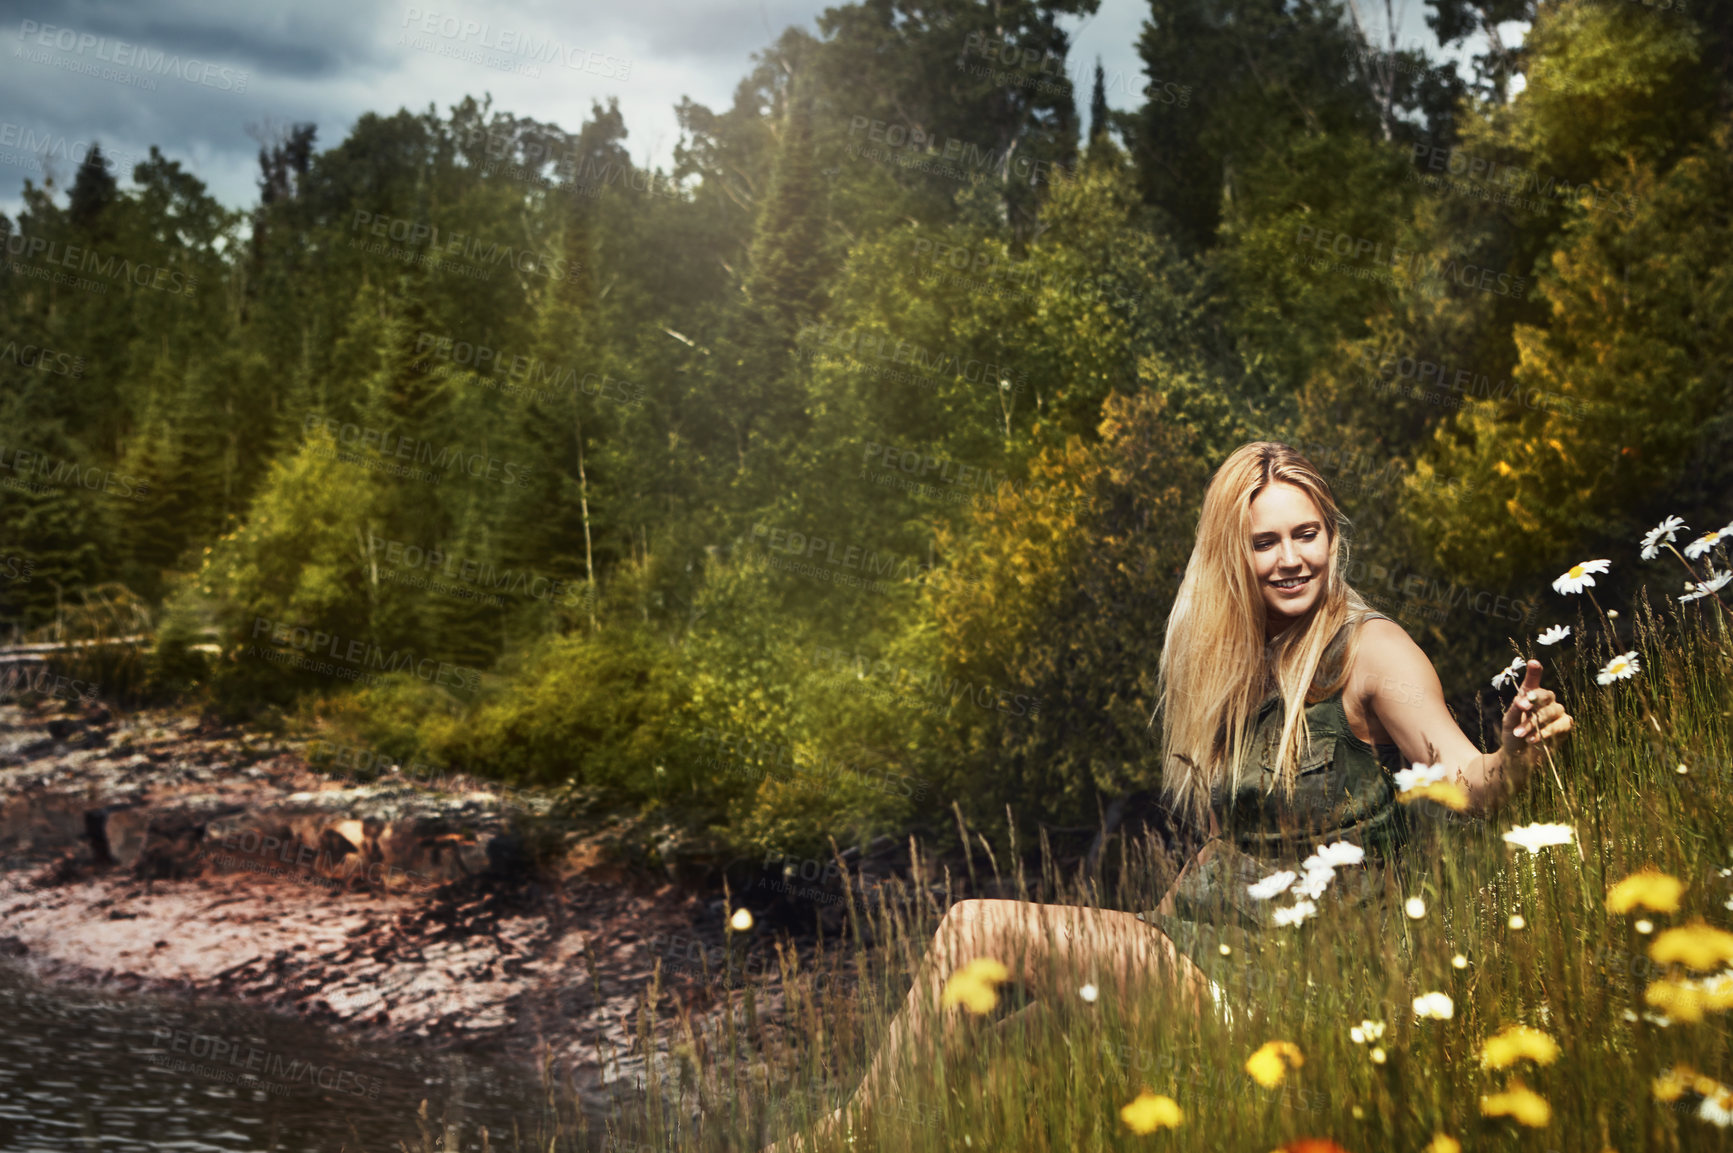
[1353, 620, 1574, 819]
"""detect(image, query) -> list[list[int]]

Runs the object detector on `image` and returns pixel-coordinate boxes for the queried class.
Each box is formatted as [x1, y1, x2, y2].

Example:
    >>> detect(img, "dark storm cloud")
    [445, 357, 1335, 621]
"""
[0, 0, 1181, 219]
[0, 0, 390, 77]
[0, 0, 389, 217]
[0, 0, 837, 216]
[539, 0, 806, 61]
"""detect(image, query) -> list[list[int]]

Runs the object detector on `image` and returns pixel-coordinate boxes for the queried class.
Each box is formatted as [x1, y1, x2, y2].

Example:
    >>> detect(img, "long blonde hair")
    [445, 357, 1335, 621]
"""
[1154, 441, 1380, 827]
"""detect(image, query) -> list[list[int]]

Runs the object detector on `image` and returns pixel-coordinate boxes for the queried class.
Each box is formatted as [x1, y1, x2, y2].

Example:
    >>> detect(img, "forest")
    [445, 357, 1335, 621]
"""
[5, 0, 1733, 879]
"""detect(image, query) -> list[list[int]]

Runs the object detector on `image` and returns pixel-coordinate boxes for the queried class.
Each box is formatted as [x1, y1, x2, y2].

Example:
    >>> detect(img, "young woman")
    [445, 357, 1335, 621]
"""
[769, 441, 1574, 1150]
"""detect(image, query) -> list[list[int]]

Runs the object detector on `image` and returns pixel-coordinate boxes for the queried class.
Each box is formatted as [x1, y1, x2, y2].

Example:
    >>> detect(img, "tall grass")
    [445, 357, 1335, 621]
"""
[436, 590, 1733, 1152]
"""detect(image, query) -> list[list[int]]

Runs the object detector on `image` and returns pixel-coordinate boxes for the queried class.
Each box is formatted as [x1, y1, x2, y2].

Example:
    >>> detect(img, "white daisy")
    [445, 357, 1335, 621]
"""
[1701, 1092, 1733, 1128]
[1596, 651, 1641, 685]
[1305, 840, 1367, 870]
[1394, 761, 1449, 791]
[1680, 569, 1732, 603]
[1293, 867, 1336, 900]
[1502, 822, 1576, 855]
[1491, 655, 1527, 688]
[1412, 991, 1454, 1019]
[1552, 558, 1611, 594]
[1247, 870, 1298, 901]
[1641, 515, 1687, 560]
[1272, 900, 1318, 927]
[1684, 525, 1732, 560]
[1536, 624, 1572, 646]
[1079, 983, 1099, 1003]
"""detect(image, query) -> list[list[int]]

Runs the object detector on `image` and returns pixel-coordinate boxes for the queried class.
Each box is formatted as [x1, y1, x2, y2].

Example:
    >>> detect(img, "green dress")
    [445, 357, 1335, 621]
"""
[1141, 614, 1412, 987]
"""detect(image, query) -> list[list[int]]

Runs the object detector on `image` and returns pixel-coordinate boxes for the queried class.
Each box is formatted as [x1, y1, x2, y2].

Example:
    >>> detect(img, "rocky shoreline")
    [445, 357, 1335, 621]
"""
[0, 696, 839, 1113]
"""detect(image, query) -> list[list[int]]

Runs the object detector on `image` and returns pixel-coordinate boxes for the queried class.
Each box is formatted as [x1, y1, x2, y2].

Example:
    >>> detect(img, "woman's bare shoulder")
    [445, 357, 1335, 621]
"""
[1360, 614, 1408, 641]
[1351, 616, 1442, 697]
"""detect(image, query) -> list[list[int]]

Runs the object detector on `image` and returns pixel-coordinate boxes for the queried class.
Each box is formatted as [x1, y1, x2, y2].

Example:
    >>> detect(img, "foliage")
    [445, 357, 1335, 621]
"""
[930, 389, 1209, 825]
[603, 595, 1733, 1153]
[3, 0, 1732, 868]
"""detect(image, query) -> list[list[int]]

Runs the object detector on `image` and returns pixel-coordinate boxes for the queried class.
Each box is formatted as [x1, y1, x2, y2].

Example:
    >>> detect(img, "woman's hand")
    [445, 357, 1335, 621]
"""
[1498, 660, 1574, 767]
[1355, 621, 1573, 817]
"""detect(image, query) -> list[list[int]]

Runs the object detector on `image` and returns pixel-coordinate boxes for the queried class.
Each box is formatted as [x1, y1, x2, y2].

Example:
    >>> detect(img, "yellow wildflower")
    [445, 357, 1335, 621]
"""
[1398, 781, 1471, 812]
[1479, 1024, 1561, 1070]
[940, 957, 1010, 1015]
[1423, 1137, 1462, 1153]
[1120, 1089, 1184, 1134]
[1644, 971, 1733, 1021]
[1646, 978, 1709, 1023]
[1653, 1065, 1697, 1102]
[1245, 1040, 1304, 1088]
[1649, 921, 1733, 972]
[1480, 1081, 1552, 1127]
[1606, 869, 1685, 914]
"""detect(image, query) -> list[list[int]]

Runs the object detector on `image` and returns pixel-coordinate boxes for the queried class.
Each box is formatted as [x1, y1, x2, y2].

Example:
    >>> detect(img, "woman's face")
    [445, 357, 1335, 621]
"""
[1248, 481, 1332, 637]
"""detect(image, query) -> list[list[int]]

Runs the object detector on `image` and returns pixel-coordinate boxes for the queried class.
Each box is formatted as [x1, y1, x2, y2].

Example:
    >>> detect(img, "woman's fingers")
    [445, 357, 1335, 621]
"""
[1519, 659, 1543, 696]
[1530, 719, 1571, 744]
[1508, 692, 1536, 726]
[1512, 686, 1559, 738]
[1511, 697, 1534, 737]
[1525, 706, 1573, 743]
[1501, 661, 1571, 747]
[1515, 699, 1570, 741]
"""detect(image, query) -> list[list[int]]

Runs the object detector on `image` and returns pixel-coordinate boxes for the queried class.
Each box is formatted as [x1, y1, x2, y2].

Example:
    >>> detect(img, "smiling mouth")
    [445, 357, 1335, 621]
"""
[1271, 575, 1313, 589]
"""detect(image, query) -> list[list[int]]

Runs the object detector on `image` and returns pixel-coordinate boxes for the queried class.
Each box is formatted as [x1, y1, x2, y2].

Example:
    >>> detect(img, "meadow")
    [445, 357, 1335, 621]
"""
[400, 541, 1733, 1153]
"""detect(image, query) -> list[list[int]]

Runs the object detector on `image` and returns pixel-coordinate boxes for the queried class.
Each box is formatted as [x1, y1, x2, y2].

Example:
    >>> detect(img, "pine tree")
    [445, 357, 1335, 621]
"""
[742, 90, 827, 341]
[1089, 57, 1110, 149]
[67, 145, 118, 234]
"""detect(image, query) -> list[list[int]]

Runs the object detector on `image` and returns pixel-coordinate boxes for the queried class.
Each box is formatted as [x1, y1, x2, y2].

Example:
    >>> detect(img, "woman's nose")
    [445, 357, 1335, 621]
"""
[1278, 539, 1298, 566]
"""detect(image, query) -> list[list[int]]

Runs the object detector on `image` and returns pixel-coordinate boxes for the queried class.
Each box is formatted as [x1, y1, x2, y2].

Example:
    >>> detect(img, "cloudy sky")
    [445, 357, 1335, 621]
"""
[0, 0, 1466, 223]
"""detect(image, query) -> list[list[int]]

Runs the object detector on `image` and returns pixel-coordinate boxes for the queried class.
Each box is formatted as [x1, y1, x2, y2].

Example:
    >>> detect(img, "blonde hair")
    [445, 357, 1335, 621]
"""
[1153, 441, 1380, 827]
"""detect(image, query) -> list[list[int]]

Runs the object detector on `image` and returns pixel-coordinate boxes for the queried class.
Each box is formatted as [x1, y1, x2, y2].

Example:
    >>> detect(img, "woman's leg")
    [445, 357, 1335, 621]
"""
[769, 898, 1213, 1149]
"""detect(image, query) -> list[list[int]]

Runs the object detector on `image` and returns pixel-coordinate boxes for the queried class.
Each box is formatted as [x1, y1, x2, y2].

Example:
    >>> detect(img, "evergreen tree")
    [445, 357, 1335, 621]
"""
[743, 91, 828, 340]
[67, 145, 118, 234]
[1089, 57, 1110, 150]
[256, 123, 317, 207]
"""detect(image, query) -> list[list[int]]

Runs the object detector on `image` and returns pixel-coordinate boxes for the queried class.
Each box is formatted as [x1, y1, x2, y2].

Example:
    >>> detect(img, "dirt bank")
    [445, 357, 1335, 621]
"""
[0, 697, 828, 1111]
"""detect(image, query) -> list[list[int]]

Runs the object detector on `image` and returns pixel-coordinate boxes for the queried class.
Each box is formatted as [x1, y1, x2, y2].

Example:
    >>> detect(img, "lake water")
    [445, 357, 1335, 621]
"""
[0, 959, 596, 1152]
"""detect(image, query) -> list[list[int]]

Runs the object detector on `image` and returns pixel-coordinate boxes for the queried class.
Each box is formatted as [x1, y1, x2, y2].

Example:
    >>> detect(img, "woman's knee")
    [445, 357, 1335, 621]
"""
[942, 898, 1017, 926]
[938, 899, 1027, 952]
